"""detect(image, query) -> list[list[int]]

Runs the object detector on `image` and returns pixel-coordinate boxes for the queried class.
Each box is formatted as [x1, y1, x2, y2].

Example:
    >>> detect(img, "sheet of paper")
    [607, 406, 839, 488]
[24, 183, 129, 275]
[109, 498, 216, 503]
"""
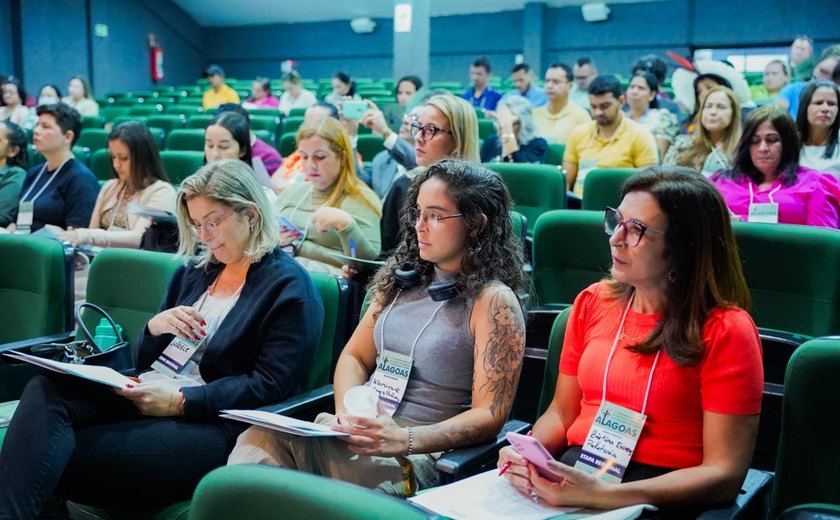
[325, 251, 386, 268]
[3, 351, 135, 389]
[220, 409, 349, 437]
[409, 469, 656, 520]
[128, 201, 175, 218]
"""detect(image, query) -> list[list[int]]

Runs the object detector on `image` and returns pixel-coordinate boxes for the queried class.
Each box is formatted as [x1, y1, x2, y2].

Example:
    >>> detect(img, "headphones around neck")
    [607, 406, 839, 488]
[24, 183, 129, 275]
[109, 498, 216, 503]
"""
[394, 262, 459, 302]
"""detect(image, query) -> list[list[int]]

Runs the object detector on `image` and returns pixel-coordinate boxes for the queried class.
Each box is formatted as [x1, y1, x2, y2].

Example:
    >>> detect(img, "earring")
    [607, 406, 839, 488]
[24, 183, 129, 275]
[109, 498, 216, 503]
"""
[668, 269, 677, 283]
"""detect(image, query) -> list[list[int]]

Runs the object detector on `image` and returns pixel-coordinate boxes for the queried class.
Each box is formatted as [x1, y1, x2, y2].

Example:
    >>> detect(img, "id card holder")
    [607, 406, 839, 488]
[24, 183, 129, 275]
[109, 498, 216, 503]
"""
[748, 202, 779, 224]
[368, 351, 413, 417]
[574, 401, 647, 484]
[151, 335, 204, 378]
[16, 201, 34, 234]
[575, 159, 598, 197]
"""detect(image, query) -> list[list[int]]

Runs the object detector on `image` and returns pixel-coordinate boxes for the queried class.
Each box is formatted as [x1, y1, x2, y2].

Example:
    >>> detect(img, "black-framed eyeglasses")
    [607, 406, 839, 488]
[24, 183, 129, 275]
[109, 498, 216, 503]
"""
[410, 122, 453, 142]
[406, 207, 463, 229]
[189, 210, 240, 238]
[603, 207, 665, 247]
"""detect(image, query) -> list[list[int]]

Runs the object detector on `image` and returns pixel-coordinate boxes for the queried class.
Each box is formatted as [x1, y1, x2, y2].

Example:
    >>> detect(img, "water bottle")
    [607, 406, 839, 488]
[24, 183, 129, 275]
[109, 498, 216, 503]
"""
[93, 318, 123, 352]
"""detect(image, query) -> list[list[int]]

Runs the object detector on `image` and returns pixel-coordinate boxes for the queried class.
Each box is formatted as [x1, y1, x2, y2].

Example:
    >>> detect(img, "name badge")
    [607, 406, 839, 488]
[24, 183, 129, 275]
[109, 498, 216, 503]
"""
[748, 202, 779, 224]
[151, 335, 204, 378]
[368, 351, 413, 417]
[574, 401, 647, 484]
[16, 201, 34, 232]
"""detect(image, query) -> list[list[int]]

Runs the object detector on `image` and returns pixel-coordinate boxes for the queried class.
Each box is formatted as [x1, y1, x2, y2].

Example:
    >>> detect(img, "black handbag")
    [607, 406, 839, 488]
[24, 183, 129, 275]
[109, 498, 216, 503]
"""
[140, 218, 180, 253]
[27, 302, 133, 372]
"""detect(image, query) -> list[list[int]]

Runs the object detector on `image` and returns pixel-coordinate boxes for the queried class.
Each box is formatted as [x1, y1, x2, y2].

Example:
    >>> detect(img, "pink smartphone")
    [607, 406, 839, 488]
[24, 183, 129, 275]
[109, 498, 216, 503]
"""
[505, 432, 565, 482]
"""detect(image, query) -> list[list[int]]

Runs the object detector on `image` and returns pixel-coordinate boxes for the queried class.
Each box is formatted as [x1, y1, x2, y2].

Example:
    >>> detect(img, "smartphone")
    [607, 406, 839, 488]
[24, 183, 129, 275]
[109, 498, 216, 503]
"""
[342, 100, 369, 120]
[505, 432, 565, 483]
[277, 215, 303, 236]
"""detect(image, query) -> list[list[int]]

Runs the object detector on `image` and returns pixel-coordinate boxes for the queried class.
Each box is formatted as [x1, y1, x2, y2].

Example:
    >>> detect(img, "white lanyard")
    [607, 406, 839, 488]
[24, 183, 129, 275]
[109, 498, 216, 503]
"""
[602, 292, 661, 416]
[286, 184, 315, 242]
[378, 289, 447, 360]
[20, 158, 72, 203]
[748, 181, 782, 205]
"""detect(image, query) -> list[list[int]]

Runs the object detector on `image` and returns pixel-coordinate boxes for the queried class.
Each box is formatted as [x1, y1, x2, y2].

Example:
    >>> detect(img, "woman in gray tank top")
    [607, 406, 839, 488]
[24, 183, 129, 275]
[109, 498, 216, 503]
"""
[228, 159, 530, 495]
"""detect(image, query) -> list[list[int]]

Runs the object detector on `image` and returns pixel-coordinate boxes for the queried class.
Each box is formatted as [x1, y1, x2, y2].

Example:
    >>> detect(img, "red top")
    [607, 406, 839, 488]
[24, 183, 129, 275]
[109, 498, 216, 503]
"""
[559, 282, 763, 469]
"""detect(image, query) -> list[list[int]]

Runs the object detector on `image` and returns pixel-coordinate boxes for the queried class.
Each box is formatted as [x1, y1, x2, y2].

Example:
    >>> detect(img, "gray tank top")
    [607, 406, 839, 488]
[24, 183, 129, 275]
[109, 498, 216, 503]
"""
[372, 277, 476, 425]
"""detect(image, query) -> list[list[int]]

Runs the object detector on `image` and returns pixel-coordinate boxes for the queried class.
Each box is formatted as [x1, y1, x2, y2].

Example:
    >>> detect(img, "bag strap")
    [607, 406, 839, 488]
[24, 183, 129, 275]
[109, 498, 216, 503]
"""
[75, 302, 123, 351]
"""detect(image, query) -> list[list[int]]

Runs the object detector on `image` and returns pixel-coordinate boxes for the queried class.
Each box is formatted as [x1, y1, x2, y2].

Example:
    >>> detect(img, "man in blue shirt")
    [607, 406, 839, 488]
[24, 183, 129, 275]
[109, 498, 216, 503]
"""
[777, 44, 840, 117]
[502, 63, 548, 107]
[462, 57, 502, 112]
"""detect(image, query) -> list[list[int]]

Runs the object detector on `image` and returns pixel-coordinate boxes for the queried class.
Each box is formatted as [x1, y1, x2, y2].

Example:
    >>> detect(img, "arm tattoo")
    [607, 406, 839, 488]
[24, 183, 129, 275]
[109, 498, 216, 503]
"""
[413, 420, 487, 452]
[481, 290, 525, 420]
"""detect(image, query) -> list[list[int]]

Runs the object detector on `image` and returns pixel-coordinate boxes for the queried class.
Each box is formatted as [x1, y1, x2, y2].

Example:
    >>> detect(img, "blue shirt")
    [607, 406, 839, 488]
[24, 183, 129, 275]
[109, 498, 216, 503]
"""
[16, 158, 99, 231]
[780, 81, 807, 118]
[462, 86, 503, 111]
[502, 86, 549, 107]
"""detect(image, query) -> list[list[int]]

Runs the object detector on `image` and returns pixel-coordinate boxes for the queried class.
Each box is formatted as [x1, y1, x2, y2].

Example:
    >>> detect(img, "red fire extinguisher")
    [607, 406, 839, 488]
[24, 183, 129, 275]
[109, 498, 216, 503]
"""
[149, 34, 164, 83]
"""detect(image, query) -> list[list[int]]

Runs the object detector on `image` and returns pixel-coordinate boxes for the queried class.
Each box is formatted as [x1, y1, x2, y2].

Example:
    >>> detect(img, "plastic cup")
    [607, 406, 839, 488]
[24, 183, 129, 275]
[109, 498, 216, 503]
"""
[343, 385, 379, 418]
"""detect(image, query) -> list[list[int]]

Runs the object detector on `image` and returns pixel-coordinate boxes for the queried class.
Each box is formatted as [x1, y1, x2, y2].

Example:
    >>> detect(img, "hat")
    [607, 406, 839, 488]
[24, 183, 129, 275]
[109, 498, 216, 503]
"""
[203, 64, 225, 77]
[671, 59, 751, 113]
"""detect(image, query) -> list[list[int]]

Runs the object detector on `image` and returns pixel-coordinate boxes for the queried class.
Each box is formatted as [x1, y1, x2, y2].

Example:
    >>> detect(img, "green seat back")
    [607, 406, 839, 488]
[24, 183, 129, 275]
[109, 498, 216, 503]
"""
[91, 149, 113, 181]
[0, 236, 67, 343]
[245, 108, 279, 117]
[99, 106, 130, 122]
[111, 115, 148, 127]
[147, 114, 187, 135]
[287, 108, 306, 118]
[532, 210, 611, 306]
[509, 210, 527, 251]
[282, 116, 305, 135]
[160, 150, 205, 184]
[771, 338, 840, 517]
[478, 118, 497, 139]
[72, 145, 91, 167]
[581, 168, 638, 211]
[166, 105, 203, 117]
[81, 249, 180, 355]
[536, 307, 573, 417]
[252, 130, 275, 150]
[356, 134, 385, 162]
[484, 163, 566, 234]
[187, 114, 214, 129]
[147, 127, 166, 150]
[76, 128, 111, 153]
[279, 132, 297, 157]
[81, 115, 104, 129]
[248, 115, 280, 134]
[190, 466, 431, 520]
[128, 104, 164, 116]
[305, 272, 347, 391]
[166, 129, 206, 152]
[734, 223, 840, 337]
[545, 143, 565, 166]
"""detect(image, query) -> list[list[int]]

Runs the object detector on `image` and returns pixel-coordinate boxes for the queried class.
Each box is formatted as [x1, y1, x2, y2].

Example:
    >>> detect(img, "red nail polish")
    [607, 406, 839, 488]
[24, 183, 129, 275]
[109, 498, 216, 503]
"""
[201, 320, 207, 326]
[201, 330, 206, 336]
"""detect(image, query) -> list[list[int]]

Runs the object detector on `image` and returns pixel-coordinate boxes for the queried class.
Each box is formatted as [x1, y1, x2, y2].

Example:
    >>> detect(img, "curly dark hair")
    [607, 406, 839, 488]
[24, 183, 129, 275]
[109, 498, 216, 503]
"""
[369, 159, 529, 313]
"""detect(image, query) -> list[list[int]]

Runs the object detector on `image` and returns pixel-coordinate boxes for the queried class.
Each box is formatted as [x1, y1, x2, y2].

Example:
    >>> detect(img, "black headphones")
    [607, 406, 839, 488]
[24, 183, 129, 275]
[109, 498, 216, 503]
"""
[394, 262, 459, 302]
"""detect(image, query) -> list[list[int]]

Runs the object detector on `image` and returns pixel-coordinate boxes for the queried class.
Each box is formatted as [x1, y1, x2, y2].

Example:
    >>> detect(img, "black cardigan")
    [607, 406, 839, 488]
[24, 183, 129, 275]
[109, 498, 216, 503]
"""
[136, 248, 324, 418]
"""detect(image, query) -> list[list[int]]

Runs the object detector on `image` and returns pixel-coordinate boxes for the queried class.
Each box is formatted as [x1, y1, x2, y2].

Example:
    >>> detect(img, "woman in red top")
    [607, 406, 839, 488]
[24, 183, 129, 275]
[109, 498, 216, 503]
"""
[499, 167, 763, 514]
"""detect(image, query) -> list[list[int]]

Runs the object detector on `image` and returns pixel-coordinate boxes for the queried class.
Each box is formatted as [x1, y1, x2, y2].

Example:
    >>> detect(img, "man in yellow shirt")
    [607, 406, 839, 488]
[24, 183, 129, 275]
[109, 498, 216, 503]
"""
[202, 65, 240, 110]
[532, 63, 591, 145]
[563, 75, 657, 196]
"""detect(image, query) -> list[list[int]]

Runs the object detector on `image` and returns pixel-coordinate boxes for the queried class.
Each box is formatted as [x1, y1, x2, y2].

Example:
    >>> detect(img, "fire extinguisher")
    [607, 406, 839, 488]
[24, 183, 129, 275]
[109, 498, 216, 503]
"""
[148, 34, 164, 83]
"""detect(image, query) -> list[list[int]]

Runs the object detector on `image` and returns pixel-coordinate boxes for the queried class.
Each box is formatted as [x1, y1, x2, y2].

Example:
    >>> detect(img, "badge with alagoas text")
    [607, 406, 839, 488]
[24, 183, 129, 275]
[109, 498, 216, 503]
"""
[574, 401, 647, 484]
[368, 351, 413, 417]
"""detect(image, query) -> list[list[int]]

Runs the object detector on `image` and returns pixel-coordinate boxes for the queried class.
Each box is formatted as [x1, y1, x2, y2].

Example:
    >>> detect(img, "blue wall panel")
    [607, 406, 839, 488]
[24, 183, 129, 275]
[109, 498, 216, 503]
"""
[0, 0, 14, 76]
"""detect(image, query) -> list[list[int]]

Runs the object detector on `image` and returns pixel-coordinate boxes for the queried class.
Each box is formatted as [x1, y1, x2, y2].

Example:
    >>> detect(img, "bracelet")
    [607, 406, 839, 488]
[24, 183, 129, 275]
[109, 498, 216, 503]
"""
[406, 427, 414, 456]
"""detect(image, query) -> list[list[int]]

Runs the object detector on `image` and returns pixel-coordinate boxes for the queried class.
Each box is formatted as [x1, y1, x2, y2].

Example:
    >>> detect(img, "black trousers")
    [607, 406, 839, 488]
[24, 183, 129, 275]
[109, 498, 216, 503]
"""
[0, 374, 244, 520]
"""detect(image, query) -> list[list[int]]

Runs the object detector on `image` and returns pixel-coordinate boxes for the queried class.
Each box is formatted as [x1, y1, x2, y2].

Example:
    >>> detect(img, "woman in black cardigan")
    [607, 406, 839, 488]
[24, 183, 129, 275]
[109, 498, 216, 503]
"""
[0, 160, 324, 517]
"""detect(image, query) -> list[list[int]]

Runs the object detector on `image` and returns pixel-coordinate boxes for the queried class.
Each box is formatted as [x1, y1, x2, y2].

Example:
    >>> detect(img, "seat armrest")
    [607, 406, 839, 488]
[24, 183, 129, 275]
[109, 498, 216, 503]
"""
[696, 468, 773, 520]
[258, 384, 335, 418]
[0, 331, 76, 355]
[434, 419, 531, 483]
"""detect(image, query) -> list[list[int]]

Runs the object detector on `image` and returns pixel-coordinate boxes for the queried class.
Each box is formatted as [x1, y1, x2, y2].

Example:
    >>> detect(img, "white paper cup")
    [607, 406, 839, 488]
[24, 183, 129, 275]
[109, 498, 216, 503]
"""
[343, 385, 379, 418]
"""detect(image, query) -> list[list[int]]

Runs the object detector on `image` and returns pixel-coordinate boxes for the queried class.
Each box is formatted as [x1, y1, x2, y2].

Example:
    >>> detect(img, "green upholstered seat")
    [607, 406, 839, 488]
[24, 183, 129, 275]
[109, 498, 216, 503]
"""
[81, 116, 105, 129]
[580, 168, 638, 211]
[356, 134, 385, 162]
[189, 465, 432, 520]
[304, 272, 348, 391]
[477, 118, 497, 139]
[90, 148, 113, 182]
[279, 132, 297, 157]
[281, 116, 305, 135]
[165, 105, 203, 117]
[545, 143, 565, 166]
[160, 151, 205, 185]
[165, 129, 205, 152]
[484, 163, 566, 234]
[287, 108, 306, 118]
[531, 210, 611, 307]
[186, 114, 213, 129]
[76, 128, 111, 153]
[536, 307, 572, 416]
[248, 115, 280, 134]
[770, 338, 840, 518]
[147, 114, 188, 136]
[0, 236, 68, 344]
[128, 104, 164, 116]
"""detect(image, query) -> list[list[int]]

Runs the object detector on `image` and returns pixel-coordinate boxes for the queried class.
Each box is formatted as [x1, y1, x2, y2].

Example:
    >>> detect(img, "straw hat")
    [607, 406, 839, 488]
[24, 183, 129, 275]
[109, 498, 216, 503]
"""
[671, 60, 752, 113]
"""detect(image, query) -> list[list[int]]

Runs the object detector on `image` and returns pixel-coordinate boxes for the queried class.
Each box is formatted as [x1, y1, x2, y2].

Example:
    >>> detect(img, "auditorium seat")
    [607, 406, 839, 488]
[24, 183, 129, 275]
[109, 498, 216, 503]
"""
[282, 116, 305, 135]
[160, 150, 205, 184]
[165, 129, 205, 152]
[90, 149, 112, 182]
[287, 107, 307, 118]
[76, 128, 110, 153]
[81, 115, 104, 129]
[246, 108, 280, 117]
[484, 163, 566, 234]
[278, 132, 297, 157]
[477, 118, 497, 139]
[355, 134, 385, 162]
[146, 114, 188, 135]
[165, 105, 203, 117]
[545, 143, 565, 166]
[110, 115, 148, 128]
[128, 104, 164, 116]
[186, 114, 214, 129]
[581, 168, 638, 211]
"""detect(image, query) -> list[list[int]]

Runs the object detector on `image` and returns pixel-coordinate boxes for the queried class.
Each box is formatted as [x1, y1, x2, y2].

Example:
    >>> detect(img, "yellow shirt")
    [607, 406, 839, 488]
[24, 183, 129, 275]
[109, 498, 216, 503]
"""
[533, 102, 591, 145]
[202, 84, 241, 110]
[564, 116, 658, 196]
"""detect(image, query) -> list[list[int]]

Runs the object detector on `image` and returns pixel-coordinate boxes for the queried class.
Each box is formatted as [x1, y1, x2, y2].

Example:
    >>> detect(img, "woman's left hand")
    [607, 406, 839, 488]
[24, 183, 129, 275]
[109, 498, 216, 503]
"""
[60, 229, 79, 245]
[331, 412, 410, 457]
[311, 207, 353, 233]
[529, 460, 610, 508]
[114, 381, 184, 417]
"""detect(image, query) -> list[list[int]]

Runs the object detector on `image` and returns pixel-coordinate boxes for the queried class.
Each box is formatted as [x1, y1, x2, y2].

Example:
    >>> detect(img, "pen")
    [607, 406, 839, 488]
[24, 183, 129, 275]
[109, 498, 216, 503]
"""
[349, 238, 357, 258]
[498, 430, 532, 477]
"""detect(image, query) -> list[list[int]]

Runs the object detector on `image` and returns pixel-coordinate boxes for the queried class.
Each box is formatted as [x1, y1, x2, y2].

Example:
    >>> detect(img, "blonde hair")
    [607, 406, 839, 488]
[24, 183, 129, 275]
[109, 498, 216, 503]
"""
[176, 160, 279, 268]
[425, 95, 480, 162]
[296, 117, 381, 215]
[678, 86, 741, 170]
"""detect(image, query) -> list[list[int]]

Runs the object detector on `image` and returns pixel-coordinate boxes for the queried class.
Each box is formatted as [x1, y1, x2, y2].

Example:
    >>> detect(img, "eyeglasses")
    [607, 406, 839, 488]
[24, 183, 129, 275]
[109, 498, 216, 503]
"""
[603, 207, 665, 247]
[406, 207, 463, 229]
[410, 122, 453, 142]
[189, 210, 239, 238]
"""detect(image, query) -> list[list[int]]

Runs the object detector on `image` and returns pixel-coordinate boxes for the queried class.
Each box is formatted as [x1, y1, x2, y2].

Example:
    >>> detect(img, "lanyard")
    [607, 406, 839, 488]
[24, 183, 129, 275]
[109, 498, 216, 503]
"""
[20, 158, 72, 203]
[286, 184, 315, 242]
[748, 181, 782, 205]
[108, 185, 129, 229]
[379, 289, 447, 360]
[602, 292, 661, 416]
